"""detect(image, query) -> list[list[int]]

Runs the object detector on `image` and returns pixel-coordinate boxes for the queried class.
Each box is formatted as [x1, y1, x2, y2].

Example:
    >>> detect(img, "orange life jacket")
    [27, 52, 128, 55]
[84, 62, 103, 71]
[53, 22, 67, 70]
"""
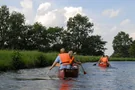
[69, 56, 75, 64]
[59, 53, 70, 64]
[100, 57, 108, 64]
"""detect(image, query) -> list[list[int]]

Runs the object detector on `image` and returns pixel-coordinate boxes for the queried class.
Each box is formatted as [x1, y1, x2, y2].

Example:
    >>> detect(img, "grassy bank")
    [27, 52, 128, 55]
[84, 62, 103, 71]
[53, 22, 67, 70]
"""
[0, 50, 135, 71]
[0, 50, 57, 71]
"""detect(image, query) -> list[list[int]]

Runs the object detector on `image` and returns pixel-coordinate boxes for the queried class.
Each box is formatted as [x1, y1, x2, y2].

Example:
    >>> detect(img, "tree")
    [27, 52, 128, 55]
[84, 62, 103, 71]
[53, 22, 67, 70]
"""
[66, 14, 106, 55]
[129, 40, 135, 57]
[7, 11, 25, 49]
[0, 5, 10, 49]
[46, 27, 63, 51]
[31, 22, 47, 50]
[19, 25, 34, 50]
[66, 14, 94, 52]
[112, 31, 133, 57]
[81, 35, 106, 55]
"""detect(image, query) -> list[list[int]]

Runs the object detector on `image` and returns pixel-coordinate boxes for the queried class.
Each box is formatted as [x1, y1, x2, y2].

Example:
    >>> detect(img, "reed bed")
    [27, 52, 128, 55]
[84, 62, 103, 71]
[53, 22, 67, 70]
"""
[0, 50, 135, 71]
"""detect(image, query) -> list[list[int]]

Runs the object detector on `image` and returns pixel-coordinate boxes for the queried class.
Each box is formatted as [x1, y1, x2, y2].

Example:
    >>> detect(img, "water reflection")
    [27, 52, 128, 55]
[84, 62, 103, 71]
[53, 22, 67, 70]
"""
[59, 80, 73, 90]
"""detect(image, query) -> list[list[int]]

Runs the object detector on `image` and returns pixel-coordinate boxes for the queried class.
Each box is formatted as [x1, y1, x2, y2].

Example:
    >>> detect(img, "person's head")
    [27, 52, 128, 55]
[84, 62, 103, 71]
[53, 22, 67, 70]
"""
[105, 55, 109, 57]
[68, 51, 73, 57]
[60, 48, 65, 53]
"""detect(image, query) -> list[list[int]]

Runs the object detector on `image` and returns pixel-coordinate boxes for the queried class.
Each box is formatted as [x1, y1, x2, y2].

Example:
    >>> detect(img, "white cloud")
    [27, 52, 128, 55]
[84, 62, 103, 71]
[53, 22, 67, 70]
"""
[20, 0, 34, 24]
[37, 2, 52, 15]
[20, 0, 32, 9]
[35, 2, 65, 27]
[64, 7, 84, 22]
[35, 2, 85, 27]
[102, 9, 120, 18]
[120, 19, 130, 26]
[9, 0, 34, 24]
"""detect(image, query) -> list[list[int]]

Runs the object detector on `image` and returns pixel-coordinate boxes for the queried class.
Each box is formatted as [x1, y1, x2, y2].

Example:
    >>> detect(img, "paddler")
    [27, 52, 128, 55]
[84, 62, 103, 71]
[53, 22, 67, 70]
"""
[49, 48, 71, 70]
[98, 55, 110, 67]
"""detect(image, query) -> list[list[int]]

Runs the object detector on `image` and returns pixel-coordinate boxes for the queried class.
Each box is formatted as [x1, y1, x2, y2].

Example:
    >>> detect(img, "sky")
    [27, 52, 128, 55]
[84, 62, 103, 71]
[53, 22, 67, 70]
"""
[0, 0, 135, 56]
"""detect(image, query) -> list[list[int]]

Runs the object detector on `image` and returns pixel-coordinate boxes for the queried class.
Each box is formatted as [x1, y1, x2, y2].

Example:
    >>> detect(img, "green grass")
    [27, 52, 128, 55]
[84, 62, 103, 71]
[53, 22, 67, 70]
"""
[110, 57, 135, 61]
[20, 51, 43, 67]
[0, 50, 135, 71]
[0, 50, 14, 71]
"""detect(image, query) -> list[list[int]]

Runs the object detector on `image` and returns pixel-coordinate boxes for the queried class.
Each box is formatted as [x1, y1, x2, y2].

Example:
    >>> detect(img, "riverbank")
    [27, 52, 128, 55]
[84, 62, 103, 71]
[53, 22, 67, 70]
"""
[0, 50, 57, 71]
[0, 50, 135, 71]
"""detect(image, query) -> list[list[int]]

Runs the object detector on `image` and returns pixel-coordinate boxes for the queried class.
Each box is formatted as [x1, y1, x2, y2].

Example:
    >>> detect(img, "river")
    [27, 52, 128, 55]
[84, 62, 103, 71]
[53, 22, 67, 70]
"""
[0, 61, 135, 90]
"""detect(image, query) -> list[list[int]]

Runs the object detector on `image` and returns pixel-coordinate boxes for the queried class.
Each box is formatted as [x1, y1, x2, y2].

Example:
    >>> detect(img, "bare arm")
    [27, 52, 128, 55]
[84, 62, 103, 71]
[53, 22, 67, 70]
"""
[49, 56, 60, 70]
[49, 62, 57, 70]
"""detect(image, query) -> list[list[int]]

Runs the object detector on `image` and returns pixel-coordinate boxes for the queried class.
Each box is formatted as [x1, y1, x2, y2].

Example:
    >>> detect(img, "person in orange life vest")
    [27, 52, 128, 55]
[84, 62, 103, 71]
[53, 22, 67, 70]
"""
[49, 48, 71, 70]
[98, 55, 110, 66]
[68, 51, 81, 67]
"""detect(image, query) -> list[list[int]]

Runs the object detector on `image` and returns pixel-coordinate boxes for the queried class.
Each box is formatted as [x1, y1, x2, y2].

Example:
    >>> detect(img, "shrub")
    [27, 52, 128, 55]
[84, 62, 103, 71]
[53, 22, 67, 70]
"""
[12, 51, 25, 70]
[35, 54, 48, 67]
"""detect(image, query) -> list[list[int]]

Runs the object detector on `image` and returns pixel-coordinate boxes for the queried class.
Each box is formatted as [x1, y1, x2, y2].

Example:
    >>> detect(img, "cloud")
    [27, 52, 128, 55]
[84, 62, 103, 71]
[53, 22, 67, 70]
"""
[37, 2, 52, 15]
[8, 1, 91, 28]
[20, 0, 32, 9]
[64, 7, 84, 22]
[20, 0, 34, 24]
[35, 2, 65, 27]
[120, 19, 130, 26]
[102, 9, 120, 18]
[35, 2, 85, 27]
[9, 0, 34, 24]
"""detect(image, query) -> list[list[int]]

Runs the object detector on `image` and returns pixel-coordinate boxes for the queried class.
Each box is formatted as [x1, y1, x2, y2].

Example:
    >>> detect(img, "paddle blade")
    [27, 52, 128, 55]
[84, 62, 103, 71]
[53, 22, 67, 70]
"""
[84, 71, 87, 74]
[93, 63, 96, 66]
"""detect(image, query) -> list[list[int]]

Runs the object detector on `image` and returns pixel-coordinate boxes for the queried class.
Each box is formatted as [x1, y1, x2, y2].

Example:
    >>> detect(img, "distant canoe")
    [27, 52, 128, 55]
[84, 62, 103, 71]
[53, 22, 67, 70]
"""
[58, 64, 79, 79]
[98, 63, 109, 68]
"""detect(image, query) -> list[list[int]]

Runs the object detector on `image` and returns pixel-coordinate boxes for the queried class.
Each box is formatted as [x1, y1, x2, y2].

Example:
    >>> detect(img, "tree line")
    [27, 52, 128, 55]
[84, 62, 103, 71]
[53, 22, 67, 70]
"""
[1, 5, 134, 57]
[0, 5, 106, 56]
[112, 31, 135, 57]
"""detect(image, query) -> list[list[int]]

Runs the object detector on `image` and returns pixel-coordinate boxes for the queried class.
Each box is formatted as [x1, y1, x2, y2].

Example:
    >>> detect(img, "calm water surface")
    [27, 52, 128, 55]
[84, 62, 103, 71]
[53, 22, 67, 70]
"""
[0, 61, 135, 90]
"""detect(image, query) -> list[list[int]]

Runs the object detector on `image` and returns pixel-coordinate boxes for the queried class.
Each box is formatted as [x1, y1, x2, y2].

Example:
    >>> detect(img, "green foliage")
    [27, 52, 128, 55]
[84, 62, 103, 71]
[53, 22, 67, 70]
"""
[12, 51, 25, 70]
[129, 40, 135, 57]
[31, 22, 47, 50]
[81, 35, 106, 55]
[0, 5, 106, 56]
[44, 52, 58, 65]
[19, 50, 43, 68]
[35, 54, 48, 67]
[66, 14, 94, 52]
[0, 50, 135, 71]
[110, 57, 135, 61]
[112, 31, 133, 57]
[7, 11, 25, 49]
[0, 5, 10, 49]
[0, 50, 13, 71]
[65, 14, 106, 55]
[46, 27, 63, 51]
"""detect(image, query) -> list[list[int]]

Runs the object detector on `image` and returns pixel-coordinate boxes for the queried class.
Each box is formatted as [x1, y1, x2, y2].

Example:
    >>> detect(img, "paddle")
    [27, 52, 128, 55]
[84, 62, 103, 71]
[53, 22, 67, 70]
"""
[93, 62, 98, 66]
[46, 70, 50, 75]
[80, 64, 87, 74]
